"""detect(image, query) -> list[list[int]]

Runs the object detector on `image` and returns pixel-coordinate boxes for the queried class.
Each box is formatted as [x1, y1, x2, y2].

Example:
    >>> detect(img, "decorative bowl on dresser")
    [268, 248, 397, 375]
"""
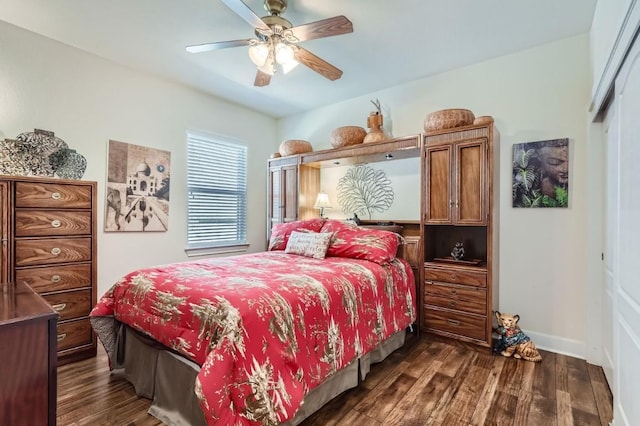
[1, 175, 98, 365]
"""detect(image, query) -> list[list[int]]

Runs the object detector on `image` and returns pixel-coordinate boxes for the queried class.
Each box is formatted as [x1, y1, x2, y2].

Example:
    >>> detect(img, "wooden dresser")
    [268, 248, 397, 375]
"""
[0, 281, 58, 425]
[0, 175, 97, 364]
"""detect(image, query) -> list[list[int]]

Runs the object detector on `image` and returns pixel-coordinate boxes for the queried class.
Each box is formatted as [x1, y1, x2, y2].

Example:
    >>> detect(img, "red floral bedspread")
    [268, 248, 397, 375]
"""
[90, 251, 415, 425]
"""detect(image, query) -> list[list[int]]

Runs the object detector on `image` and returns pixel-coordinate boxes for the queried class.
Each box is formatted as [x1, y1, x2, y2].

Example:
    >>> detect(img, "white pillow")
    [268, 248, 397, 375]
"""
[284, 231, 333, 259]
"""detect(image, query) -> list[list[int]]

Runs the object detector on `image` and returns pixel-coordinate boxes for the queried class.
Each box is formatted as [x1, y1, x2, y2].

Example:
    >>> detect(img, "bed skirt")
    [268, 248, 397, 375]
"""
[112, 324, 407, 425]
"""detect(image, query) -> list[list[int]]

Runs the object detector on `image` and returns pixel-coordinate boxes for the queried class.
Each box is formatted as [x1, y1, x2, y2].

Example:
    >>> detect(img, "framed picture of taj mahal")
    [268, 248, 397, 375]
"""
[105, 140, 171, 232]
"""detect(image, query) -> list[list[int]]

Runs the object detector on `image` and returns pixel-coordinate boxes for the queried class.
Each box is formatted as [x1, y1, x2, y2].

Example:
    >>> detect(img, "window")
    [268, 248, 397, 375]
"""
[187, 131, 248, 250]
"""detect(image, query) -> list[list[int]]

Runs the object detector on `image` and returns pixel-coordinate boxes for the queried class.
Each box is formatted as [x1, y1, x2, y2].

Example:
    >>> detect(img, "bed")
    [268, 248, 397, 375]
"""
[90, 219, 416, 425]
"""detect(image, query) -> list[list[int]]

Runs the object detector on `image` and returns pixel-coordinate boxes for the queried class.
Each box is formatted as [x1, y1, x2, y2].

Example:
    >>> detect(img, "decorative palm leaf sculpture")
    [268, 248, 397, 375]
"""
[337, 165, 394, 219]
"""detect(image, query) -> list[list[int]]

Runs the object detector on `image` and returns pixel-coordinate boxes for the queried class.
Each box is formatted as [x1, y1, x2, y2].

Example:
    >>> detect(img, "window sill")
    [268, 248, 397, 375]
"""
[185, 244, 250, 258]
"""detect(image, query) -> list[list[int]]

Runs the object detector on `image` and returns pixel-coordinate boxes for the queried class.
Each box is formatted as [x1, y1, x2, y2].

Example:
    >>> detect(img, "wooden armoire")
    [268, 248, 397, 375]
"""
[420, 120, 499, 347]
[0, 175, 98, 364]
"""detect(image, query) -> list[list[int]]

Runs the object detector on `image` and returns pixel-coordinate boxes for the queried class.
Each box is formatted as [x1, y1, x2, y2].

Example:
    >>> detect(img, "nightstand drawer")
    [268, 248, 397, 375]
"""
[424, 307, 486, 341]
[425, 282, 486, 315]
[43, 289, 91, 321]
[57, 318, 93, 352]
[15, 237, 92, 266]
[15, 210, 91, 237]
[15, 182, 92, 209]
[425, 267, 487, 287]
[16, 264, 92, 293]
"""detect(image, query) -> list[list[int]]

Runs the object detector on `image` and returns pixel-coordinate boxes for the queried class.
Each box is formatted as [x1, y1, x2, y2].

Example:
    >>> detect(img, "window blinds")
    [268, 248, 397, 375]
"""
[187, 132, 247, 248]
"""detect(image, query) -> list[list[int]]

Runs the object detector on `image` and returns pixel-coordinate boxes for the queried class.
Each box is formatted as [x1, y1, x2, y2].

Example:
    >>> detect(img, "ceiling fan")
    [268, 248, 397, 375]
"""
[186, 0, 353, 87]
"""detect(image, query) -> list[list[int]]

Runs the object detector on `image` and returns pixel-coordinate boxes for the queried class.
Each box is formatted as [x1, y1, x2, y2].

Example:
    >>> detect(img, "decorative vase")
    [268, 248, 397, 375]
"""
[56, 149, 87, 180]
[363, 113, 386, 143]
[15, 129, 69, 177]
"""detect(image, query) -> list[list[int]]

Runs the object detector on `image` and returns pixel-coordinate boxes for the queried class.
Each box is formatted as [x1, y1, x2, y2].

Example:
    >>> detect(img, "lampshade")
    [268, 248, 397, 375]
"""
[313, 192, 332, 209]
[275, 43, 295, 65]
[248, 43, 269, 67]
[257, 55, 276, 76]
[313, 191, 332, 218]
[282, 58, 299, 74]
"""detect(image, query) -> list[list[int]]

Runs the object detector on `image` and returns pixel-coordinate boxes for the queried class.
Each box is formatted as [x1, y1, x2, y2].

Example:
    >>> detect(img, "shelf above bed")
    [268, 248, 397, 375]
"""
[300, 134, 421, 168]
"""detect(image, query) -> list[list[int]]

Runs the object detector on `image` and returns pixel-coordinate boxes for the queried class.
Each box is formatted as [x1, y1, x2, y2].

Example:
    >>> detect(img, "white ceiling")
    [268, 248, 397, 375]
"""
[0, 0, 597, 118]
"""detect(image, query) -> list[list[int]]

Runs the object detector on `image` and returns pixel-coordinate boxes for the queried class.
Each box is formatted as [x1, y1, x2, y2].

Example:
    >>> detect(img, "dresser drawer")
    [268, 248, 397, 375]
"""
[425, 267, 487, 287]
[15, 182, 92, 209]
[42, 289, 91, 321]
[15, 237, 92, 266]
[57, 318, 93, 352]
[15, 210, 91, 237]
[424, 307, 486, 341]
[16, 264, 92, 293]
[425, 282, 486, 315]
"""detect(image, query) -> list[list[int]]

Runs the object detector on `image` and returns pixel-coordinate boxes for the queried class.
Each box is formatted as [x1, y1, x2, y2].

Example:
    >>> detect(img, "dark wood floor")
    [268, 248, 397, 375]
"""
[57, 335, 613, 425]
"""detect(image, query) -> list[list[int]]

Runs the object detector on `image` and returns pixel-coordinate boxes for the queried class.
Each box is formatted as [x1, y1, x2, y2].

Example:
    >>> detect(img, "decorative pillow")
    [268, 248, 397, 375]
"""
[321, 222, 401, 264]
[268, 218, 325, 251]
[284, 231, 333, 259]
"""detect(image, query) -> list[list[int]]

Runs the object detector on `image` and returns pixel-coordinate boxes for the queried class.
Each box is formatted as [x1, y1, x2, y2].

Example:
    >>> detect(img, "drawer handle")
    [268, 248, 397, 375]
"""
[450, 274, 458, 281]
[447, 319, 461, 326]
[51, 247, 61, 256]
[450, 289, 457, 294]
[449, 300, 457, 307]
[57, 333, 67, 342]
[51, 192, 61, 200]
[51, 219, 62, 228]
[52, 303, 66, 312]
[51, 274, 61, 283]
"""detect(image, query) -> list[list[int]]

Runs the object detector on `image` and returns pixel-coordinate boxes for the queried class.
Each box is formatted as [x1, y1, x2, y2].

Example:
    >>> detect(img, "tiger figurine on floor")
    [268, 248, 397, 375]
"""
[494, 311, 542, 362]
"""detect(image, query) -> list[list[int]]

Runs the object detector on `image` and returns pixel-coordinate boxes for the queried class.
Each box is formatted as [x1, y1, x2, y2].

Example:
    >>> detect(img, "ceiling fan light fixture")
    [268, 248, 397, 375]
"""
[257, 55, 276, 75]
[248, 43, 269, 66]
[275, 42, 295, 65]
[282, 58, 299, 74]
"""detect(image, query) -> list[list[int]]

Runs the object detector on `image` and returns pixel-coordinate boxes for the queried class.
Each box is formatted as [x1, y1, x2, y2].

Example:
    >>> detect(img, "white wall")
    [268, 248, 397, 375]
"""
[0, 21, 277, 297]
[279, 35, 592, 357]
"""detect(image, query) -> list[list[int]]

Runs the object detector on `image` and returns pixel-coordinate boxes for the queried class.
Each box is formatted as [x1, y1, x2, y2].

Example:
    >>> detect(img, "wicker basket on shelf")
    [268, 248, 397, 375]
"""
[330, 126, 367, 148]
[423, 109, 475, 132]
[278, 140, 313, 156]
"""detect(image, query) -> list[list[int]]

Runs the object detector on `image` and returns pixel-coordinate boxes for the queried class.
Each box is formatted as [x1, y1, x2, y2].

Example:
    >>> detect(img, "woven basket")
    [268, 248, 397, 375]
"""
[279, 139, 313, 156]
[330, 126, 367, 148]
[423, 109, 475, 132]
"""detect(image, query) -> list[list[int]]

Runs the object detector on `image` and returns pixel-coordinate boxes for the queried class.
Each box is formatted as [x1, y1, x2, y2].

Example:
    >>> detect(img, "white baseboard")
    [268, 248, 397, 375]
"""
[523, 329, 586, 360]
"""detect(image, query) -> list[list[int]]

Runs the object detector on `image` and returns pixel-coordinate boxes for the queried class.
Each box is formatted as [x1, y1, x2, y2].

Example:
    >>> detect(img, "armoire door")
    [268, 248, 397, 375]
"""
[281, 164, 298, 223]
[425, 145, 453, 223]
[455, 138, 487, 225]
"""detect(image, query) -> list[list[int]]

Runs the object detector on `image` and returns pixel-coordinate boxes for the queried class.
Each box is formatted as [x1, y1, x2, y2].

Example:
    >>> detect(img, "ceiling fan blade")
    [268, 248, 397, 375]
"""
[254, 69, 272, 87]
[186, 39, 253, 53]
[288, 16, 353, 42]
[219, 0, 271, 31]
[293, 46, 343, 81]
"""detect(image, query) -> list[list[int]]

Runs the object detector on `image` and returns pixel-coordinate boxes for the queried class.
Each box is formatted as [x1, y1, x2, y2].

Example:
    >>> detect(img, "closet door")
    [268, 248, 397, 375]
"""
[613, 35, 640, 426]
[602, 102, 617, 389]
